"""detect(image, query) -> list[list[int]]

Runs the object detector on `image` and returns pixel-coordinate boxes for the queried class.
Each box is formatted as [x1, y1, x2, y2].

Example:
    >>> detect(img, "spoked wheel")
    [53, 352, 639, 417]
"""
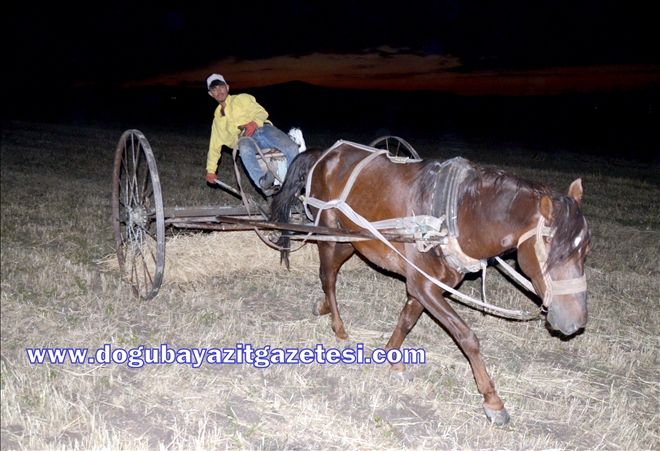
[369, 136, 421, 160]
[112, 129, 165, 300]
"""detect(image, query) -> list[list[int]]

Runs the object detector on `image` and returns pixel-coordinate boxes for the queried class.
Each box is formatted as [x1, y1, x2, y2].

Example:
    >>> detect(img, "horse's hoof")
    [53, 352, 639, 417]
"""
[389, 369, 414, 382]
[483, 406, 510, 427]
[312, 299, 328, 316]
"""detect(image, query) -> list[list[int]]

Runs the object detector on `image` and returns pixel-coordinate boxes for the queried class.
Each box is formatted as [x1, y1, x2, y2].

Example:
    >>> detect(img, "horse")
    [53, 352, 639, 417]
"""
[270, 141, 591, 426]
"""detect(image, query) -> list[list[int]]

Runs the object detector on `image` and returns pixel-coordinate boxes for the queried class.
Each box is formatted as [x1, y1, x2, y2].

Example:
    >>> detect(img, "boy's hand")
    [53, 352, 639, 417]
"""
[240, 121, 258, 137]
[206, 172, 217, 184]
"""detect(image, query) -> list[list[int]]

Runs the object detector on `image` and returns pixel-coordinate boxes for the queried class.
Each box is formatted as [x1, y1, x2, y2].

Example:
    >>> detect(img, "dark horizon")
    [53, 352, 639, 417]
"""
[5, 2, 659, 93]
[4, 80, 657, 163]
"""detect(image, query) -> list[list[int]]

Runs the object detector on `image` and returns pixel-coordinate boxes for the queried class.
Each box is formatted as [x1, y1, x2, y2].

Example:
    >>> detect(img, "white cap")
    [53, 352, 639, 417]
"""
[206, 73, 226, 90]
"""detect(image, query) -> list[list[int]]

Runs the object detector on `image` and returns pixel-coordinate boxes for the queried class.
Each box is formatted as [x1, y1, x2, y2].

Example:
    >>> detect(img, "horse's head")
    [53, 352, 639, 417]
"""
[517, 179, 591, 336]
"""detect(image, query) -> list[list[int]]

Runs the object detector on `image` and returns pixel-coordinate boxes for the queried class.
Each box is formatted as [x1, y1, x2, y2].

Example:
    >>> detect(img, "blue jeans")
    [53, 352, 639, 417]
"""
[238, 124, 300, 188]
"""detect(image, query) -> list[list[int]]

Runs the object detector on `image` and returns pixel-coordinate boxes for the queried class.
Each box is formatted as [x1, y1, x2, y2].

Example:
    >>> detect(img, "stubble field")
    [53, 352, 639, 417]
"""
[1, 120, 658, 449]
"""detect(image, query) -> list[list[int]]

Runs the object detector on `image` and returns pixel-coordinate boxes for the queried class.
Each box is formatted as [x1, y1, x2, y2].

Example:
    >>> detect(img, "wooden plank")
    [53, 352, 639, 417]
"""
[162, 205, 265, 219]
[171, 223, 258, 232]
[215, 215, 416, 242]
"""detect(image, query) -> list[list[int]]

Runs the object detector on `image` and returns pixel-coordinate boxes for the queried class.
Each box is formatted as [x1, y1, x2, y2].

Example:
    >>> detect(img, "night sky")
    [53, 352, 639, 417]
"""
[4, 1, 659, 95]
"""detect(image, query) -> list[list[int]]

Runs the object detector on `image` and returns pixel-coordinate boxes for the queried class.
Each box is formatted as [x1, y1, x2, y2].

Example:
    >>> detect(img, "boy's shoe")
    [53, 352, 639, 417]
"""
[259, 173, 278, 196]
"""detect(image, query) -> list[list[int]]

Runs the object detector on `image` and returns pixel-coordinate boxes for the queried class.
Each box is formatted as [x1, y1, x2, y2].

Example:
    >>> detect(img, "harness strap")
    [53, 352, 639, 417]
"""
[515, 217, 588, 306]
[339, 150, 388, 203]
[304, 140, 423, 220]
[304, 141, 348, 220]
[517, 223, 554, 248]
[370, 215, 444, 233]
[493, 257, 537, 293]
[551, 276, 587, 295]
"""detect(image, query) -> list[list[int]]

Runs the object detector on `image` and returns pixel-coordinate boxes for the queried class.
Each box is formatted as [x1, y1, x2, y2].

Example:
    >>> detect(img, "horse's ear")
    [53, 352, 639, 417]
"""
[568, 178, 583, 206]
[540, 195, 553, 221]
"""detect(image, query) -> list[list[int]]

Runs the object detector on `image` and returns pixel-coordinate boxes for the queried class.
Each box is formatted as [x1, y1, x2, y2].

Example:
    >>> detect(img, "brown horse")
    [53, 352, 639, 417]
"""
[270, 142, 591, 425]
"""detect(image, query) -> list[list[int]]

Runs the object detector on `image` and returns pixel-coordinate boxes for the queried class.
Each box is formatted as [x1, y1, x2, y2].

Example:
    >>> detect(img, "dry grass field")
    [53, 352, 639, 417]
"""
[1, 120, 658, 450]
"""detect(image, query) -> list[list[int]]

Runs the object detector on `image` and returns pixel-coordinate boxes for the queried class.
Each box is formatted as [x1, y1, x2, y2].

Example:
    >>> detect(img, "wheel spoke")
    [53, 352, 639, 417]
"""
[139, 152, 151, 205]
[135, 233, 154, 291]
[143, 225, 158, 241]
[129, 242, 141, 295]
[130, 140, 140, 210]
[120, 154, 130, 216]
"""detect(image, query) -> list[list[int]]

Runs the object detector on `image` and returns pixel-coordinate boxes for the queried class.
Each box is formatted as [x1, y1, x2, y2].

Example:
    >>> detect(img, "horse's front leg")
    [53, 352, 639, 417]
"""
[406, 273, 510, 426]
[316, 241, 355, 341]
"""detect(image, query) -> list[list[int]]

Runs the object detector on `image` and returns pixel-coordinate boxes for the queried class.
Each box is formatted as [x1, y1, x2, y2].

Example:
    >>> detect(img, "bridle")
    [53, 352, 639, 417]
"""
[517, 217, 588, 309]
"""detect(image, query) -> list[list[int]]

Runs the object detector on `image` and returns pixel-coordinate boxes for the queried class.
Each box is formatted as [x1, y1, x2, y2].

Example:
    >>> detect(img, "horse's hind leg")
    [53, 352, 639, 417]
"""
[316, 241, 355, 341]
[386, 295, 424, 379]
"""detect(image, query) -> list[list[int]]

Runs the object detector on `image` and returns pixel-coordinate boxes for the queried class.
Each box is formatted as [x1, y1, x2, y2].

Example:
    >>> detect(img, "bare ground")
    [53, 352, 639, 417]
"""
[1, 121, 658, 450]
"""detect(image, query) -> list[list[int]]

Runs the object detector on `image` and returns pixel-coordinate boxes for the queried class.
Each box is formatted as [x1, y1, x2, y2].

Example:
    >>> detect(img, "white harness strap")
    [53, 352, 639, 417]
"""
[338, 150, 387, 204]
[305, 147, 387, 226]
[493, 218, 554, 294]
[303, 140, 422, 219]
[497, 217, 587, 307]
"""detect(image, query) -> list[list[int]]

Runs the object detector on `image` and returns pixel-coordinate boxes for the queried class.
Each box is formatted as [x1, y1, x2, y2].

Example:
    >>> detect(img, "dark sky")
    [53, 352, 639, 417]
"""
[3, 1, 659, 93]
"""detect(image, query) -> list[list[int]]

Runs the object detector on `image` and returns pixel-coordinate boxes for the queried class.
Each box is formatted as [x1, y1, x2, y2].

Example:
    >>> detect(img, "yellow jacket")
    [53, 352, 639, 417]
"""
[206, 93, 271, 173]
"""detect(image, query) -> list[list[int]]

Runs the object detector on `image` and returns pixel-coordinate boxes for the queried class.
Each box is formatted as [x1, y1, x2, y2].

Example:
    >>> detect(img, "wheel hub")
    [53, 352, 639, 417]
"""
[129, 205, 148, 228]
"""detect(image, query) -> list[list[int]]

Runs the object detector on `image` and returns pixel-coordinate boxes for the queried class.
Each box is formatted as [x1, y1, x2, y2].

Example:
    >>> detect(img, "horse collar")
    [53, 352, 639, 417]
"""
[431, 157, 474, 237]
[431, 158, 483, 273]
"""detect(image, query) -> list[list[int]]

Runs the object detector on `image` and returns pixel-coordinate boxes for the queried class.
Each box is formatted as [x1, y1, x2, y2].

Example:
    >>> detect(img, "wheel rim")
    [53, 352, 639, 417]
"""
[369, 136, 421, 160]
[112, 129, 165, 300]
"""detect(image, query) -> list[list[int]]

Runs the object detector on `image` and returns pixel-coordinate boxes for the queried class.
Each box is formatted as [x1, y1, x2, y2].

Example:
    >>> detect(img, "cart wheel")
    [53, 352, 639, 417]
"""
[112, 130, 165, 300]
[369, 136, 421, 160]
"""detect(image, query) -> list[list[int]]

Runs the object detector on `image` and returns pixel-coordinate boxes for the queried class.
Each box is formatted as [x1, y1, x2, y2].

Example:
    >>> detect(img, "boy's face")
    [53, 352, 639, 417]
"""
[208, 83, 229, 103]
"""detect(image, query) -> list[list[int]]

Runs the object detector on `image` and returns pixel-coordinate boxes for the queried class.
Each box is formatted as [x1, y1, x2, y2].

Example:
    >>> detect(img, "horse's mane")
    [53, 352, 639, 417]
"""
[468, 167, 549, 198]
[414, 160, 590, 270]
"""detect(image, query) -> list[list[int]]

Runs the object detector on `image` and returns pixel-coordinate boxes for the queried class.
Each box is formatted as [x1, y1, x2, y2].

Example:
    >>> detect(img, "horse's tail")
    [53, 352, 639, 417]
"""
[270, 148, 324, 269]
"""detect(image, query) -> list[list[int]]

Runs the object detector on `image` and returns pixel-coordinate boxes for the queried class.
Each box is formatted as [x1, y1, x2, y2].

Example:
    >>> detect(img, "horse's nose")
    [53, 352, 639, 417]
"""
[547, 298, 587, 337]
[547, 311, 584, 336]
[551, 316, 582, 336]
